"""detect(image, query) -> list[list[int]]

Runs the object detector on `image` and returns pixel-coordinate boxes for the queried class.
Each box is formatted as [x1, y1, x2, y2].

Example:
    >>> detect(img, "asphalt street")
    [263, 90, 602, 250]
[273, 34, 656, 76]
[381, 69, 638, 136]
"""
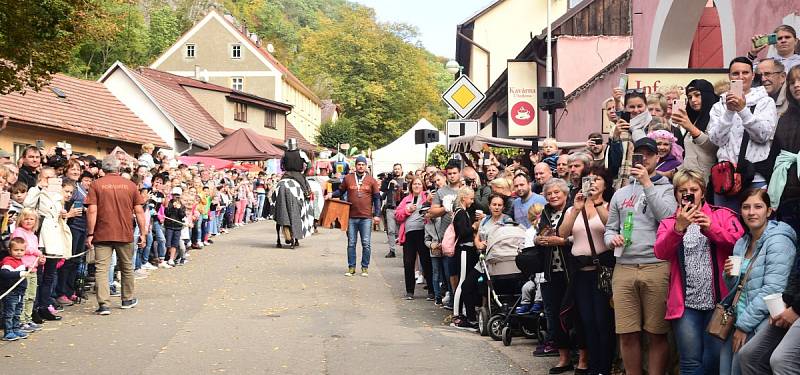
[0, 221, 557, 374]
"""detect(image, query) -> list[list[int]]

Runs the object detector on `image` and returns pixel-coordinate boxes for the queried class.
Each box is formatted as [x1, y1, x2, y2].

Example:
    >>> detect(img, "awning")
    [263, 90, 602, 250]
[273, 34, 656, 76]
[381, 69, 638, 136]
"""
[448, 135, 585, 153]
[194, 128, 283, 160]
[178, 156, 234, 169]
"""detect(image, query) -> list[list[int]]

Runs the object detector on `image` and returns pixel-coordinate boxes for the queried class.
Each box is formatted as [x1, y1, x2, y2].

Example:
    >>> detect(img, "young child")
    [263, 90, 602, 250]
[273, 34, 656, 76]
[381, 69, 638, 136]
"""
[10, 208, 44, 332]
[163, 192, 186, 268]
[540, 138, 560, 173]
[1, 237, 31, 341]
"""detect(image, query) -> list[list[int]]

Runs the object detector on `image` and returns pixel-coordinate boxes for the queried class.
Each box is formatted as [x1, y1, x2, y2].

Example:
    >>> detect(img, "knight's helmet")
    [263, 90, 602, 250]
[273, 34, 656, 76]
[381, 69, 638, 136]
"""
[285, 138, 298, 151]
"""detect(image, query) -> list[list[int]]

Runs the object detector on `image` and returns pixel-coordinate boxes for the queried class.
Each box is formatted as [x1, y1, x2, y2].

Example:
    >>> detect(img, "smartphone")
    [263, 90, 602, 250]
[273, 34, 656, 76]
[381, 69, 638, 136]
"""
[632, 153, 644, 167]
[72, 201, 83, 209]
[681, 193, 694, 207]
[753, 33, 778, 48]
[619, 74, 629, 90]
[47, 177, 62, 193]
[0, 191, 10, 210]
[591, 137, 604, 146]
[35, 140, 45, 149]
[619, 111, 632, 122]
[672, 98, 686, 112]
[730, 80, 743, 98]
[581, 176, 593, 195]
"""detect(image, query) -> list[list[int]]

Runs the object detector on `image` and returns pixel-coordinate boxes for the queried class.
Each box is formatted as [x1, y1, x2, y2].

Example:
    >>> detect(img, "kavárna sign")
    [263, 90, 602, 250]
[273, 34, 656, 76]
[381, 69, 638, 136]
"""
[507, 60, 539, 137]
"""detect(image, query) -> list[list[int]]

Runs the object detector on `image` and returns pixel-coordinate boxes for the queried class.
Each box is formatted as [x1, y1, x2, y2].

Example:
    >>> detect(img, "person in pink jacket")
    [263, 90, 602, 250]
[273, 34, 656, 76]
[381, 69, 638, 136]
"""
[654, 169, 744, 374]
[10, 208, 45, 332]
[395, 177, 432, 300]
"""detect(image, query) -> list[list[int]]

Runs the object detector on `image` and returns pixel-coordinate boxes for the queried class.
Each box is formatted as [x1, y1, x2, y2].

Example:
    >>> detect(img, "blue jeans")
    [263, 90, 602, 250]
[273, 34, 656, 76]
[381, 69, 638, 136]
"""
[133, 226, 141, 269]
[672, 307, 722, 375]
[2, 289, 23, 333]
[721, 319, 767, 375]
[151, 220, 166, 259]
[256, 193, 266, 218]
[346, 218, 372, 269]
[431, 257, 445, 300]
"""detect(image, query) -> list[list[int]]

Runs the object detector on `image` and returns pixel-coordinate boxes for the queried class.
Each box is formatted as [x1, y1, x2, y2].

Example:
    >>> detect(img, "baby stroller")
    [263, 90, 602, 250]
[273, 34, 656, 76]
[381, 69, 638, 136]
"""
[476, 222, 546, 346]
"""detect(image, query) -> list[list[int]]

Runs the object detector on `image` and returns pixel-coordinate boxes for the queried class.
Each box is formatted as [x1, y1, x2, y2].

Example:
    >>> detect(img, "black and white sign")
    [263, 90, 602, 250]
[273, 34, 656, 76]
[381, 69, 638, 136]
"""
[446, 119, 479, 147]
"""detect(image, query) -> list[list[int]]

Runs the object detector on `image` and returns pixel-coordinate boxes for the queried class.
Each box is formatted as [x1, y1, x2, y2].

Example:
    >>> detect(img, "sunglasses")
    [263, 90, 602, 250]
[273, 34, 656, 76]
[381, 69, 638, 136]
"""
[625, 88, 645, 94]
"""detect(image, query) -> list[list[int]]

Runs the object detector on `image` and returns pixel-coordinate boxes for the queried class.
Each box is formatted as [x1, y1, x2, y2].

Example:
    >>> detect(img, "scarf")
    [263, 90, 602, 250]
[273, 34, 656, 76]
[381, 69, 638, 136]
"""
[767, 150, 800, 208]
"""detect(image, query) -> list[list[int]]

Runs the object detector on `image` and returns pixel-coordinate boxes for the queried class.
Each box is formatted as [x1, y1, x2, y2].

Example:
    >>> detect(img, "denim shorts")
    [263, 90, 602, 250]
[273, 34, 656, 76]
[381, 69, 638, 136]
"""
[165, 228, 182, 249]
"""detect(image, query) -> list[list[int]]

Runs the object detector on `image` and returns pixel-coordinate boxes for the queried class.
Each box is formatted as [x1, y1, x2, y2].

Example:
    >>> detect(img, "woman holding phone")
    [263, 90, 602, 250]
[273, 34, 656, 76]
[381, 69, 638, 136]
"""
[719, 189, 797, 375]
[654, 169, 743, 374]
[672, 79, 719, 182]
[395, 177, 433, 300]
[749, 25, 799, 72]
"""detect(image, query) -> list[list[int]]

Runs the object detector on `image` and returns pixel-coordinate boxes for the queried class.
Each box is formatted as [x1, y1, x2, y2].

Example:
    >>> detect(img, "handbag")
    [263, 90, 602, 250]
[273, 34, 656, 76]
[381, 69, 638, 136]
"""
[711, 105, 757, 196]
[581, 209, 614, 296]
[441, 209, 462, 257]
[706, 247, 760, 340]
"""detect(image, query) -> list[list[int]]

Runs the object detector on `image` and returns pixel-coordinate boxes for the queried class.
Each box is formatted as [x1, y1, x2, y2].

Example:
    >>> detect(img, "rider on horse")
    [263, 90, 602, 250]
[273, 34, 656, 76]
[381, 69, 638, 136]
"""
[281, 138, 311, 199]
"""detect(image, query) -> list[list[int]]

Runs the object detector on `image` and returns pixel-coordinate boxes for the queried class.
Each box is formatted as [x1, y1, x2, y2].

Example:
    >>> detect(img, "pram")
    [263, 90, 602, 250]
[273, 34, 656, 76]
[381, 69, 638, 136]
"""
[475, 222, 546, 346]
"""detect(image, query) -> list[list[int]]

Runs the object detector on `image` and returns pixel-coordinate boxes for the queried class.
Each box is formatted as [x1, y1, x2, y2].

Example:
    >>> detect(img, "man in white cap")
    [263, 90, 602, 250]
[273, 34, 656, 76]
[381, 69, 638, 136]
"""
[281, 138, 311, 198]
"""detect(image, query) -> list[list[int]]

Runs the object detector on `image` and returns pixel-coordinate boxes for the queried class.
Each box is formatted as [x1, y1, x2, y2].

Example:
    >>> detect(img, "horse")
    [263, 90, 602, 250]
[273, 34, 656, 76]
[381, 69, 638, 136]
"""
[271, 178, 314, 249]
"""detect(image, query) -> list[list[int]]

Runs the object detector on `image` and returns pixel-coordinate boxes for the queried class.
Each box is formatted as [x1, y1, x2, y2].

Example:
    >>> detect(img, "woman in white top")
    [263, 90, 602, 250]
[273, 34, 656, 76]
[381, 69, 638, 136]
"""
[558, 166, 614, 375]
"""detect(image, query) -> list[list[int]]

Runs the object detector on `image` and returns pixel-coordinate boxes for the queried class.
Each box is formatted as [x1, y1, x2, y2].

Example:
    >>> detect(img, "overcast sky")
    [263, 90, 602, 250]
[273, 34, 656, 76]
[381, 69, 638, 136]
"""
[352, 0, 496, 58]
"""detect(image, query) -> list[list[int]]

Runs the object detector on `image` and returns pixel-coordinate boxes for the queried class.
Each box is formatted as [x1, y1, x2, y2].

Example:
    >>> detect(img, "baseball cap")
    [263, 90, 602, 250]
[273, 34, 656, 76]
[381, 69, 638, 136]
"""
[171, 187, 183, 196]
[355, 156, 368, 164]
[633, 138, 658, 154]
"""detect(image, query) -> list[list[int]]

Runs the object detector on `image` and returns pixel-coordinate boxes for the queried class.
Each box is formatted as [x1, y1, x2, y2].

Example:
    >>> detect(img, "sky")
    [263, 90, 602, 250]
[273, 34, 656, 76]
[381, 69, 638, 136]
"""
[352, 0, 497, 58]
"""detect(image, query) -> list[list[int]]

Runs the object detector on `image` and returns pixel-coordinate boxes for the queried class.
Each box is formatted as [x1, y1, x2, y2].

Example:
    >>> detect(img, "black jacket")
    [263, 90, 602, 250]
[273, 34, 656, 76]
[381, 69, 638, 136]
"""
[164, 202, 186, 230]
[281, 150, 305, 172]
[18, 165, 38, 190]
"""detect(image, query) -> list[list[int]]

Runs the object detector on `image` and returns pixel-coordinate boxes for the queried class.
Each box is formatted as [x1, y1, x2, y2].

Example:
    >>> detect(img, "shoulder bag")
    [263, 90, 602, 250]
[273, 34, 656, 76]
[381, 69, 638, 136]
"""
[707, 246, 760, 340]
[710, 105, 757, 196]
[581, 209, 614, 296]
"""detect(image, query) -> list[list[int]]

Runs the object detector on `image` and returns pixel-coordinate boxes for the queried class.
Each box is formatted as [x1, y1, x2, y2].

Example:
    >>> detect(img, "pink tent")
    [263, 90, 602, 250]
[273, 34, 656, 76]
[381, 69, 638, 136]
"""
[179, 156, 234, 169]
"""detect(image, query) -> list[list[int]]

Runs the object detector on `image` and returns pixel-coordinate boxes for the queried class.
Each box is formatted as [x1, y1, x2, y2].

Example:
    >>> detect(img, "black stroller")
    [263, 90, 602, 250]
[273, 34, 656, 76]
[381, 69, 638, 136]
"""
[475, 223, 546, 346]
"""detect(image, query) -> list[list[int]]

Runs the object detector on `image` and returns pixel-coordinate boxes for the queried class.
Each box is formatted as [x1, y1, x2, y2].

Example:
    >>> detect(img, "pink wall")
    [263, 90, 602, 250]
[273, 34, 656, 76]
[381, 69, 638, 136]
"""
[552, 0, 799, 142]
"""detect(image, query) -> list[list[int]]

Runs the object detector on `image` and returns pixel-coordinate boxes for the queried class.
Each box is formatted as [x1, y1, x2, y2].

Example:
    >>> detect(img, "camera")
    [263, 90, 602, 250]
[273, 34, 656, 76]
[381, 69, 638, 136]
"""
[46, 147, 68, 168]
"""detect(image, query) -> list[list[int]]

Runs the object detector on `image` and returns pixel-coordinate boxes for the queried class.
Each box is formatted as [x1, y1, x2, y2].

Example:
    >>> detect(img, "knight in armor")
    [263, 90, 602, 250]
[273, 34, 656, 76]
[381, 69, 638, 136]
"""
[281, 138, 312, 198]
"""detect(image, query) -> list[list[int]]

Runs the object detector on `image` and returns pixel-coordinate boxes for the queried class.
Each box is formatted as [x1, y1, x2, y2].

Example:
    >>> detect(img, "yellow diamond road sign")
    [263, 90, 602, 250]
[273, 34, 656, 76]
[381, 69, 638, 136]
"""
[442, 75, 485, 119]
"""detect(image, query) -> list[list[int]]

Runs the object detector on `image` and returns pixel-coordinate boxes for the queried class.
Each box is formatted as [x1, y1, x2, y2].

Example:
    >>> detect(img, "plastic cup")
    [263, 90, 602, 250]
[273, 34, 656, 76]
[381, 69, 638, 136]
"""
[728, 256, 742, 276]
[614, 246, 624, 257]
[475, 210, 484, 216]
[764, 293, 786, 318]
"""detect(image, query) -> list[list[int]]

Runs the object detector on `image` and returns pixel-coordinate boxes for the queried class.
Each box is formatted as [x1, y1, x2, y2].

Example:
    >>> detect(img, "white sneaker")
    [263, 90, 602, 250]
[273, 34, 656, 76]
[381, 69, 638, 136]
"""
[443, 292, 451, 305]
[203, 241, 211, 246]
[158, 262, 172, 269]
[142, 263, 157, 270]
[416, 275, 425, 284]
[167, 260, 175, 266]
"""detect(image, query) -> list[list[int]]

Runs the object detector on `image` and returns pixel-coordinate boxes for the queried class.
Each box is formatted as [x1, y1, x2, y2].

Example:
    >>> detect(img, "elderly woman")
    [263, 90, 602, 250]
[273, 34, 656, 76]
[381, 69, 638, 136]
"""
[648, 129, 684, 179]
[655, 169, 743, 374]
[535, 178, 586, 373]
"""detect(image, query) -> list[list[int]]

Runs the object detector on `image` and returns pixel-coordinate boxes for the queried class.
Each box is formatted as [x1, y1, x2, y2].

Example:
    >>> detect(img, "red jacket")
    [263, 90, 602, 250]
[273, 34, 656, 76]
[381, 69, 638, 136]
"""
[654, 203, 743, 320]
[394, 191, 428, 245]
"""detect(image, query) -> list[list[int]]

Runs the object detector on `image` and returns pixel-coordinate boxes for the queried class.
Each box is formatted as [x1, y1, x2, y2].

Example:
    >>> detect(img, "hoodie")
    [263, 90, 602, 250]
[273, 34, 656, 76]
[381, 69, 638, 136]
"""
[707, 86, 777, 170]
[726, 220, 797, 333]
[604, 175, 677, 264]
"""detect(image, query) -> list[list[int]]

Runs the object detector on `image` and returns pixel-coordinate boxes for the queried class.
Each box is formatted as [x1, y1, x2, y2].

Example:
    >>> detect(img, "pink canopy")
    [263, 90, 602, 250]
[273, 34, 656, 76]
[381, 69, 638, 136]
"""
[178, 156, 234, 169]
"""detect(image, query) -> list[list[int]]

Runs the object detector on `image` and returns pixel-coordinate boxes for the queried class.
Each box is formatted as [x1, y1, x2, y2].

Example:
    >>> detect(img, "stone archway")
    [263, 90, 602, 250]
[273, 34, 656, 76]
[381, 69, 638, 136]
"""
[649, 0, 736, 68]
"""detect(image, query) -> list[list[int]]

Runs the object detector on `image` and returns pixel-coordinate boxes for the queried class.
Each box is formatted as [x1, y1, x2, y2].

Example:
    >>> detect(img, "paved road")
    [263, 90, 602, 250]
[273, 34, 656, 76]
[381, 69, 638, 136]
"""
[0, 222, 556, 374]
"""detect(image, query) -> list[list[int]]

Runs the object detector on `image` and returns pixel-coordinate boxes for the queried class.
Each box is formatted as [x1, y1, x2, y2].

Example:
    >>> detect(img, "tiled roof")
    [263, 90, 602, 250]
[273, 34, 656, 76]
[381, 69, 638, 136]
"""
[131, 68, 224, 148]
[285, 120, 316, 151]
[0, 74, 165, 147]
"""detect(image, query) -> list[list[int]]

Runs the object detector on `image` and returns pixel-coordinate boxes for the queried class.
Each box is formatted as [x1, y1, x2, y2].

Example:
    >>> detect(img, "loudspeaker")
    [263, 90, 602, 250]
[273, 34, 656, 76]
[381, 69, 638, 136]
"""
[537, 87, 565, 110]
[415, 129, 439, 144]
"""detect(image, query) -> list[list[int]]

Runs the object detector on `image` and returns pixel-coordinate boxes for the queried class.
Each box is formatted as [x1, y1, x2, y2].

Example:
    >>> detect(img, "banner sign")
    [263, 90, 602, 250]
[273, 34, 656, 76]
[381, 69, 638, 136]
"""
[625, 68, 728, 95]
[507, 60, 538, 137]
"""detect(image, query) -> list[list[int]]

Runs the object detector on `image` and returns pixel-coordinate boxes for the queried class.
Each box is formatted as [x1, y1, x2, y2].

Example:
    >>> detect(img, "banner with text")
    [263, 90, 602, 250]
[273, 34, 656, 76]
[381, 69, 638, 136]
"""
[625, 68, 729, 96]
[507, 60, 538, 137]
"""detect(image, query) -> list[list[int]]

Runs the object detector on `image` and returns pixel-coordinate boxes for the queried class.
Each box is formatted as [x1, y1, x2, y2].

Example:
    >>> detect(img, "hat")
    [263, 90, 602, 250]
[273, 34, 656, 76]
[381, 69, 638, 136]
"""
[355, 156, 368, 165]
[171, 187, 183, 196]
[285, 138, 298, 151]
[633, 138, 658, 154]
[0, 149, 11, 158]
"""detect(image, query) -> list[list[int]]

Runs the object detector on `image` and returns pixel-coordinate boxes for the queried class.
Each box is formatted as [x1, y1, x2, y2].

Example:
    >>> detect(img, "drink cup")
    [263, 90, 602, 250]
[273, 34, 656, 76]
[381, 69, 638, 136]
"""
[475, 210, 484, 216]
[728, 256, 742, 276]
[764, 293, 786, 318]
[614, 246, 624, 257]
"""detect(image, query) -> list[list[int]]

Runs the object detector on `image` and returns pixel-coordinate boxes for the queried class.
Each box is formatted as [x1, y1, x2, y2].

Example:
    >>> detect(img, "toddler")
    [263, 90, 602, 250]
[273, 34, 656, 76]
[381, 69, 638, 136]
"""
[0, 237, 30, 341]
[11, 208, 44, 332]
[540, 138, 560, 173]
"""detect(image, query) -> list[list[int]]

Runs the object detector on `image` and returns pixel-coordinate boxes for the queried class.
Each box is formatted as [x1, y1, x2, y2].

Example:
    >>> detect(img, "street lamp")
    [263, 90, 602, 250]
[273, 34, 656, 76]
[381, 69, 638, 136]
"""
[445, 60, 461, 76]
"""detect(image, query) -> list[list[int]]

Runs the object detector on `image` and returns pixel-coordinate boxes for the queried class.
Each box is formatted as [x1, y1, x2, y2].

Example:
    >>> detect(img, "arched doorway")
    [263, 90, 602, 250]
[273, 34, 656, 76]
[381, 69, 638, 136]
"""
[649, 0, 736, 68]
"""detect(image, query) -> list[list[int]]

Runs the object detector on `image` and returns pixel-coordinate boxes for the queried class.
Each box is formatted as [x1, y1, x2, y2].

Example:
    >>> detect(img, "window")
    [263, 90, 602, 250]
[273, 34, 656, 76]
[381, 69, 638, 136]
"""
[264, 111, 277, 129]
[185, 44, 195, 58]
[231, 77, 243, 91]
[231, 44, 241, 59]
[234, 102, 247, 122]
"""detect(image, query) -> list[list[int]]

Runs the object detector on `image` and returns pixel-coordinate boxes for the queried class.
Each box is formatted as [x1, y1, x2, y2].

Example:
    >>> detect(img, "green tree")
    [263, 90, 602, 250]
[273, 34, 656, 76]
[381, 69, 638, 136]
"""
[426, 144, 450, 169]
[147, 6, 182, 57]
[315, 118, 356, 149]
[0, 0, 102, 93]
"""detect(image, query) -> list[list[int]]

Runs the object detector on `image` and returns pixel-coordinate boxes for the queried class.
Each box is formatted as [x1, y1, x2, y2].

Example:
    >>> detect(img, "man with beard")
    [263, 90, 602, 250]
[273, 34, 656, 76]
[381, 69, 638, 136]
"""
[567, 152, 592, 204]
[511, 173, 546, 228]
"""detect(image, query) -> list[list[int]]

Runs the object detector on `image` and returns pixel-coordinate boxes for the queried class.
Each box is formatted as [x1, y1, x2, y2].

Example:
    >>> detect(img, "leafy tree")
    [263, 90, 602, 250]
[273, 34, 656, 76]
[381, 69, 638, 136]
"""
[426, 144, 450, 169]
[0, 0, 101, 93]
[315, 118, 356, 149]
[147, 6, 182, 57]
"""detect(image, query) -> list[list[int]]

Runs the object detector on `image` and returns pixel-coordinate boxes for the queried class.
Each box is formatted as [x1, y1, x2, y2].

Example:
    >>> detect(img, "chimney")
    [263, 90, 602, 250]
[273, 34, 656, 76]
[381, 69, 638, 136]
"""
[201, 69, 209, 82]
[249, 32, 259, 44]
[194, 65, 201, 80]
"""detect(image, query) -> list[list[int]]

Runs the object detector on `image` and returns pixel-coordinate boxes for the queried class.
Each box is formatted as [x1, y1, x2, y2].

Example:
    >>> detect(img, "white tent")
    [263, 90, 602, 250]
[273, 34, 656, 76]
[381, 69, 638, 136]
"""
[371, 118, 445, 174]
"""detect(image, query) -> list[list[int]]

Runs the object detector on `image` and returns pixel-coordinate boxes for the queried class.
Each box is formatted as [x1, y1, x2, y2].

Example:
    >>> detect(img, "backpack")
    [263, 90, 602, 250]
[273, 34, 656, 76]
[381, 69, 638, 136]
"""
[441, 209, 462, 257]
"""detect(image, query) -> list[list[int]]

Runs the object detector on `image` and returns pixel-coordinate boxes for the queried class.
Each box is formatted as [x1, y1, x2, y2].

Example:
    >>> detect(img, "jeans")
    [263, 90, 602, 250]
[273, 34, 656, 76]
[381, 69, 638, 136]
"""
[574, 270, 615, 375]
[139, 230, 153, 266]
[346, 218, 372, 269]
[384, 208, 397, 253]
[541, 271, 570, 348]
[740, 319, 800, 375]
[256, 193, 266, 218]
[721, 319, 767, 375]
[108, 251, 117, 287]
[430, 257, 445, 300]
[2, 289, 23, 333]
[57, 227, 84, 297]
[672, 307, 722, 375]
[151, 220, 166, 259]
[209, 212, 218, 235]
[402, 230, 432, 295]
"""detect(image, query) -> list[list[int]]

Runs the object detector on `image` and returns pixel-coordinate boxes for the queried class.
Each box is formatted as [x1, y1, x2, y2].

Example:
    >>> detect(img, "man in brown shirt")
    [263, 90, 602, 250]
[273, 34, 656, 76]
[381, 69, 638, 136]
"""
[85, 155, 146, 315]
[328, 156, 381, 276]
